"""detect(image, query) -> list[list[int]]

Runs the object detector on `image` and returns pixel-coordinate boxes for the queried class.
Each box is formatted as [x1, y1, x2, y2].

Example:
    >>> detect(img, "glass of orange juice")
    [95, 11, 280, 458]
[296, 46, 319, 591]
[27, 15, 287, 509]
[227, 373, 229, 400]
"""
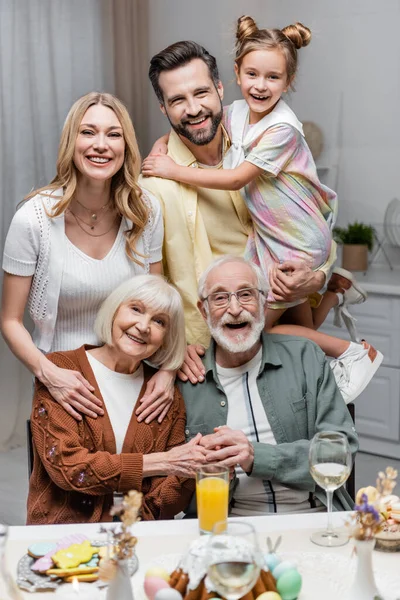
[196, 465, 229, 535]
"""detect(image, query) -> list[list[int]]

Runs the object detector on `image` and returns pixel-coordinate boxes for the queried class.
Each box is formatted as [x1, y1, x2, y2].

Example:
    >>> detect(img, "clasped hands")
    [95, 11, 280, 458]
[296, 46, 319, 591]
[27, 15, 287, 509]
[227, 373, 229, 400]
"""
[167, 426, 254, 478]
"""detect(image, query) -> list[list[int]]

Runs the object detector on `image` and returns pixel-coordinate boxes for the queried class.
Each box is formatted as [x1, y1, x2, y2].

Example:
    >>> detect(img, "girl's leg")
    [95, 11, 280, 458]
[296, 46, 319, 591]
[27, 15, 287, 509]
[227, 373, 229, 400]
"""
[311, 290, 339, 329]
[266, 301, 349, 358]
[268, 323, 349, 358]
[265, 307, 288, 330]
[278, 301, 314, 328]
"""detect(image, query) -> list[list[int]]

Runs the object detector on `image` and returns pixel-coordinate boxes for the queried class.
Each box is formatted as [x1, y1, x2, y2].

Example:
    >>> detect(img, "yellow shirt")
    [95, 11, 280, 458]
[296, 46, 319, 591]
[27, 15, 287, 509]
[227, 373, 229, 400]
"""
[140, 128, 251, 346]
[197, 160, 248, 258]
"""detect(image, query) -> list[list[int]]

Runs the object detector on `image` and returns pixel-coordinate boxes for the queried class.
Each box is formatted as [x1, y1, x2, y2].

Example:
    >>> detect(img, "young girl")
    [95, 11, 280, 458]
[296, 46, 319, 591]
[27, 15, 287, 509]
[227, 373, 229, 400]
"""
[142, 16, 361, 334]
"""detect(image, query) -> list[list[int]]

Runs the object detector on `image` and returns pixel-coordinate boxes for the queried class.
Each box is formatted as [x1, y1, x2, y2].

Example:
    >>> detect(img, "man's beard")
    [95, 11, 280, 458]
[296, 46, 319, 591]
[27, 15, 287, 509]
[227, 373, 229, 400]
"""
[206, 305, 265, 355]
[166, 103, 223, 146]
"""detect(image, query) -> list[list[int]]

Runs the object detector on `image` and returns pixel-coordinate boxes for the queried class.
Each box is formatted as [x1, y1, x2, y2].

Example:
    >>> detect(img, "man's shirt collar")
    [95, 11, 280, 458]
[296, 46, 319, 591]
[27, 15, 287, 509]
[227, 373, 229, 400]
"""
[203, 332, 283, 381]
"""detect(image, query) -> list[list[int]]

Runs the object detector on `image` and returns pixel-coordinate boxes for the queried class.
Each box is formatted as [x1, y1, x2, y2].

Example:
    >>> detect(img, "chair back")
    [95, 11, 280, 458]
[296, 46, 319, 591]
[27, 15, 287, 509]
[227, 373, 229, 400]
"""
[26, 419, 34, 477]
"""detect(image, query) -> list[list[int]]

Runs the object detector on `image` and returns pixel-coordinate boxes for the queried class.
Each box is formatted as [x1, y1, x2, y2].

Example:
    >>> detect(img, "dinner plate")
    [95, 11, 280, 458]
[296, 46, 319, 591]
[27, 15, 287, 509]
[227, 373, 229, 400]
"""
[133, 551, 400, 600]
[16, 539, 139, 593]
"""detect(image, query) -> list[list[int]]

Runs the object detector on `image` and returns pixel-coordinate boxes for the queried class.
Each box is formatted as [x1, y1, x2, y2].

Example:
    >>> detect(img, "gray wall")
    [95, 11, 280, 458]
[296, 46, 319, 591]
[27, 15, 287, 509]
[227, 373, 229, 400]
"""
[147, 0, 400, 263]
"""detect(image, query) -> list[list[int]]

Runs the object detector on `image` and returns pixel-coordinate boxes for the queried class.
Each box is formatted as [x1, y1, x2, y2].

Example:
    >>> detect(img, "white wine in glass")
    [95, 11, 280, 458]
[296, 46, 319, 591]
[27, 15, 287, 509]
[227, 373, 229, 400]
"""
[207, 521, 262, 600]
[309, 431, 352, 547]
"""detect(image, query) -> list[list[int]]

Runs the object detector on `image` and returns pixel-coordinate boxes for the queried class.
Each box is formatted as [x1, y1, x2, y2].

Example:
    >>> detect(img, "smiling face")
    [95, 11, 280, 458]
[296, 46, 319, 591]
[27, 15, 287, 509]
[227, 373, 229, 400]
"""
[111, 299, 169, 363]
[73, 104, 125, 182]
[235, 49, 290, 124]
[158, 58, 224, 146]
[199, 261, 265, 356]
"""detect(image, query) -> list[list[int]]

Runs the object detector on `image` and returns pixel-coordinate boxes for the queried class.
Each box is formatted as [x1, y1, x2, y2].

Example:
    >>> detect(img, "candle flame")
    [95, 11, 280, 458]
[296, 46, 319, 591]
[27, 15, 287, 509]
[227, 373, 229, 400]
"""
[72, 576, 79, 592]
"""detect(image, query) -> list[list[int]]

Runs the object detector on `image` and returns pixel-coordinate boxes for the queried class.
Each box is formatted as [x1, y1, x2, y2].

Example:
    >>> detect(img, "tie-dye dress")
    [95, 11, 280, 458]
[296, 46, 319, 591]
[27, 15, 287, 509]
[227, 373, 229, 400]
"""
[223, 100, 337, 308]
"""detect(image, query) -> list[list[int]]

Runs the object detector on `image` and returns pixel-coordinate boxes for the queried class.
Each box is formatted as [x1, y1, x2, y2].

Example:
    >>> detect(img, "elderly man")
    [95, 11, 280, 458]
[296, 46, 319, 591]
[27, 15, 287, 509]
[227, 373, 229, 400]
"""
[140, 40, 337, 348]
[180, 256, 358, 514]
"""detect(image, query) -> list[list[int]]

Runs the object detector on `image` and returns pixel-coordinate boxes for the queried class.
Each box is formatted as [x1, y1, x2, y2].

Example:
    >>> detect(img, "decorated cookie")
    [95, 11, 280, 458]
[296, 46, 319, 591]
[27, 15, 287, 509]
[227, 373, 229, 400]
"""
[52, 540, 98, 570]
[31, 534, 88, 572]
[46, 566, 99, 578]
[27, 542, 57, 558]
[84, 555, 99, 568]
[64, 572, 99, 583]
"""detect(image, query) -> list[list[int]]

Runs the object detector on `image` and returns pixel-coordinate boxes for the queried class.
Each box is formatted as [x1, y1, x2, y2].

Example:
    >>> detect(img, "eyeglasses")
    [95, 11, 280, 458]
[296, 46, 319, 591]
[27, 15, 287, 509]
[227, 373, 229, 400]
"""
[203, 287, 264, 308]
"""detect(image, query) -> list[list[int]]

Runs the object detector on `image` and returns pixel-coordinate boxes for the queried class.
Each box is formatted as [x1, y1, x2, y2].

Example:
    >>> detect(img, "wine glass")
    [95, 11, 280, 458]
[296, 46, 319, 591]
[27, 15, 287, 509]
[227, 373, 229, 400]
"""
[206, 521, 262, 600]
[309, 430, 352, 547]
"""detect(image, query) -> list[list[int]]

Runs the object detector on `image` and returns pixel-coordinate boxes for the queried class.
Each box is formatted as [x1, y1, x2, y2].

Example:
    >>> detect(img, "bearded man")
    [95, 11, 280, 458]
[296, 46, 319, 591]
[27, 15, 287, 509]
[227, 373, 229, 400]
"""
[179, 256, 358, 515]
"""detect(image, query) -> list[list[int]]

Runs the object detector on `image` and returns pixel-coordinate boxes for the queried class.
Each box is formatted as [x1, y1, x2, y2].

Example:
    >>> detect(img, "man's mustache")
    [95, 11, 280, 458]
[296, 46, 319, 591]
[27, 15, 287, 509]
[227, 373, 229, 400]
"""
[218, 309, 256, 326]
[181, 112, 211, 125]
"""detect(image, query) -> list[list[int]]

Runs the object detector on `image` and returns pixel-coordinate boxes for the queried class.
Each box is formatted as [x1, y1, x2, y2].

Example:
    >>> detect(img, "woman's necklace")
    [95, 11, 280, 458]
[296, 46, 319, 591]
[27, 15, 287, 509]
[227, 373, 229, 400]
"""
[75, 197, 110, 223]
[68, 209, 120, 238]
[70, 205, 111, 230]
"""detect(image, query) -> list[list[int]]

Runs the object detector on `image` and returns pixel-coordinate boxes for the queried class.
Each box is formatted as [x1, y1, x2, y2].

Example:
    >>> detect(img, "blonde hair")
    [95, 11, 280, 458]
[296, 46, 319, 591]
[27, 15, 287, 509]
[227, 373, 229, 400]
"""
[94, 275, 186, 371]
[235, 15, 311, 87]
[25, 92, 149, 265]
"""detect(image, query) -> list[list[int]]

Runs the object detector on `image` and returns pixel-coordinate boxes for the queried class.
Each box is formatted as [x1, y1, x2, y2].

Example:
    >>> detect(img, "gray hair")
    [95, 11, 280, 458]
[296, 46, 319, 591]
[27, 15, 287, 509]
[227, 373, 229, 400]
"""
[197, 255, 269, 299]
[94, 275, 186, 371]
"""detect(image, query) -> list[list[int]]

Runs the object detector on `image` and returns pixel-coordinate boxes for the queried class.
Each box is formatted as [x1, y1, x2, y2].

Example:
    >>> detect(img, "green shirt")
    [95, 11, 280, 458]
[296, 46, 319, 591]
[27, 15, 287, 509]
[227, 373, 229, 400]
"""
[179, 332, 358, 512]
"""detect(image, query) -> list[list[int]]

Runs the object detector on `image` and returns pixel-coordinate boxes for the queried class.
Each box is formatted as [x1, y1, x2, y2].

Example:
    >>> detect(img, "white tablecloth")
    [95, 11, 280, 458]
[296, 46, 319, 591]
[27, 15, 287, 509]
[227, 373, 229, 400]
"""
[6, 513, 400, 599]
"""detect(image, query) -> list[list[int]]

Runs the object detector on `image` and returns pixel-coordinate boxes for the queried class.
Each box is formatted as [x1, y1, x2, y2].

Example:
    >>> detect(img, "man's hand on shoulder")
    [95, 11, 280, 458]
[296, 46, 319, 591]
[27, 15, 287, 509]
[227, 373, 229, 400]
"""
[200, 426, 254, 473]
[177, 344, 206, 384]
[269, 261, 325, 302]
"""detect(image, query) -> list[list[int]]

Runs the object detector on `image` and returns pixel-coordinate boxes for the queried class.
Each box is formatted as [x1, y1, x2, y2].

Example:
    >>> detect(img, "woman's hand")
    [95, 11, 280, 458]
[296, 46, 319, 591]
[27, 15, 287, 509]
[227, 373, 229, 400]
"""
[177, 344, 206, 384]
[142, 155, 179, 179]
[165, 433, 209, 477]
[40, 359, 104, 421]
[136, 369, 176, 424]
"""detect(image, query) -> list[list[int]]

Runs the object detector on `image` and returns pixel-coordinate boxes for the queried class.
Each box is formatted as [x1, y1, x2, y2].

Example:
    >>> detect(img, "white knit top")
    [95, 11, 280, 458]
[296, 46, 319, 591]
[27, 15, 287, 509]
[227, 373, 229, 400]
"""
[2, 189, 163, 353]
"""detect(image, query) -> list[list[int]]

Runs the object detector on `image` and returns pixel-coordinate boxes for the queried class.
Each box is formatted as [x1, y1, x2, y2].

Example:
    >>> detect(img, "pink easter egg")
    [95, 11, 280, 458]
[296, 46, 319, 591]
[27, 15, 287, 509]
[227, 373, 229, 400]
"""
[144, 576, 170, 600]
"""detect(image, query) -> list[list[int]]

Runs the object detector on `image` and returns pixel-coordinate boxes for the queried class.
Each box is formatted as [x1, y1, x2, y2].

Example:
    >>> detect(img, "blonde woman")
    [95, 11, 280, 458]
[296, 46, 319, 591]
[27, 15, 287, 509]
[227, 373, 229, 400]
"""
[1, 92, 172, 423]
[28, 275, 205, 524]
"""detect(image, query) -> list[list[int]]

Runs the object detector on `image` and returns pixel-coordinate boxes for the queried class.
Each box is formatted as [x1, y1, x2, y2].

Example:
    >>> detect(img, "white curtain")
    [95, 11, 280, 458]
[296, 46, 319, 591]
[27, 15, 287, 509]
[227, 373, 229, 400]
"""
[0, 0, 115, 449]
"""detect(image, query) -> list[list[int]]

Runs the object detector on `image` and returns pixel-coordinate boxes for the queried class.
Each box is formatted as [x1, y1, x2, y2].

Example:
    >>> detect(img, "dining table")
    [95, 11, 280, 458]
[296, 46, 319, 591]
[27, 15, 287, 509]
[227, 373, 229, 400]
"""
[6, 511, 400, 599]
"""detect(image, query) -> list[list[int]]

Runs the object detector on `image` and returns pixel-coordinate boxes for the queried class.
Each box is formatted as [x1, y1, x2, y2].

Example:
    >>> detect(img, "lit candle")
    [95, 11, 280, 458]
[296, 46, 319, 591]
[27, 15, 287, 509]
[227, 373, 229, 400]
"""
[55, 578, 99, 600]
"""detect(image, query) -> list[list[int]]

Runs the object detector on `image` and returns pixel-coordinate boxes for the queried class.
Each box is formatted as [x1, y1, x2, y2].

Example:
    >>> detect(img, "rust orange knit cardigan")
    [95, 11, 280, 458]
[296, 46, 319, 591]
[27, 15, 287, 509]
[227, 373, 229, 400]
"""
[27, 345, 195, 524]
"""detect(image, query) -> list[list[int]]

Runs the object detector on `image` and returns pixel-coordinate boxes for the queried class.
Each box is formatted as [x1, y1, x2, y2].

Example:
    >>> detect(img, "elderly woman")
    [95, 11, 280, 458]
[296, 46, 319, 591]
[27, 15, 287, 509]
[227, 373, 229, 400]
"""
[27, 275, 206, 524]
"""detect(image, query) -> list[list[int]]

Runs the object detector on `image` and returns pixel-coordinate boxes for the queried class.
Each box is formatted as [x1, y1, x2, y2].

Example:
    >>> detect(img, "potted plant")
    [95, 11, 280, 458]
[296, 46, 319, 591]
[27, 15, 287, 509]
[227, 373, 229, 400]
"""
[333, 222, 375, 271]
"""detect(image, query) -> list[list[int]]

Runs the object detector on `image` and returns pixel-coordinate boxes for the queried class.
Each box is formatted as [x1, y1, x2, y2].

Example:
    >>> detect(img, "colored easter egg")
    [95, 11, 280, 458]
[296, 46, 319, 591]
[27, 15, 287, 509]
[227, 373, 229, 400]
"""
[154, 589, 183, 600]
[256, 593, 282, 600]
[144, 576, 170, 600]
[272, 561, 297, 580]
[276, 569, 302, 600]
[145, 567, 171, 582]
[264, 552, 281, 571]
